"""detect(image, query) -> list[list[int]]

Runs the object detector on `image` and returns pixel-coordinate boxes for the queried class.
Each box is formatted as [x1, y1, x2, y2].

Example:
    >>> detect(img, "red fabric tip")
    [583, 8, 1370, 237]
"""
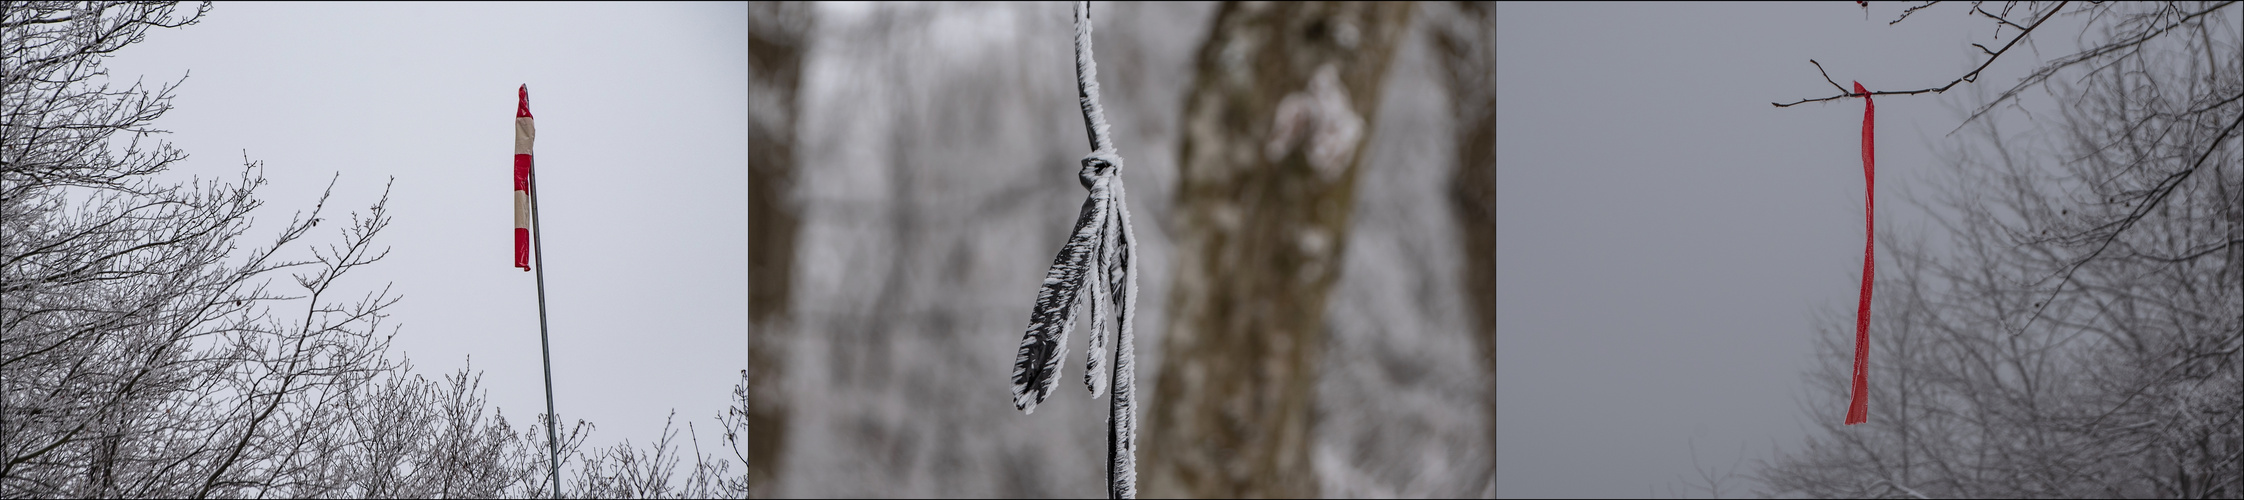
[518, 85, 533, 118]
[515, 227, 533, 271]
[1846, 82, 1873, 426]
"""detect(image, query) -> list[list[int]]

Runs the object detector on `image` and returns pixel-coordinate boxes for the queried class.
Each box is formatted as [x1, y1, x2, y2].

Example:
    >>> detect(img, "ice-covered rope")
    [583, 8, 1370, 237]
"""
[1009, 2, 1138, 498]
[1074, 0, 1113, 154]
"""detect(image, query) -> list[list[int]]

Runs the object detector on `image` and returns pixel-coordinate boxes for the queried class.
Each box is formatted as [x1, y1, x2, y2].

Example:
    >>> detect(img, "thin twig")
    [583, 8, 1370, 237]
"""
[1973, 3, 2028, 30]
[1773, 1, 2070, 108]
[1813, 59, 1849, 95]
[1889, 0, 1943, 25]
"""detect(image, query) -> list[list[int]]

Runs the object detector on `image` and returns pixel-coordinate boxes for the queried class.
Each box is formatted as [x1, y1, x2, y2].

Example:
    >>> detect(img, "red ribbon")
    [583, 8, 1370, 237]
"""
[1847, 82, 1873, 426]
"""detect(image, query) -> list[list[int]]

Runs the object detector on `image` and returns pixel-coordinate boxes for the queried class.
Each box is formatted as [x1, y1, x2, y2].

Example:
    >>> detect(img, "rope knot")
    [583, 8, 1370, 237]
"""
[1079, 152, 1122, 189]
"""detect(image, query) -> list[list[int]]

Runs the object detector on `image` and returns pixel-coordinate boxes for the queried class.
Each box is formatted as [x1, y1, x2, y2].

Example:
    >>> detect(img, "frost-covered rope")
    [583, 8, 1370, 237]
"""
[1104, 164, 1139, 500]
[1009, 2, 1138, 498]
[1073, 0, 1113, 154]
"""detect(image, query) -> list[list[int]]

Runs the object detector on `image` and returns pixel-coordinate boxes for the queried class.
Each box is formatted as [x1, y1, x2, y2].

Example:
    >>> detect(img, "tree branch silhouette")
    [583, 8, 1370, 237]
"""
[1771, 1, 2069, 108]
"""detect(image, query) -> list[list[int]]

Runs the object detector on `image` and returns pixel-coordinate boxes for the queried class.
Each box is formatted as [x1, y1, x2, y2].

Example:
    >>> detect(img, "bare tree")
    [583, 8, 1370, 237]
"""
[1, 2, 402, 497]
[1760, 2, 2242, 497]
[1661, 437, 1751, 499]
[568, 387, 751, 499]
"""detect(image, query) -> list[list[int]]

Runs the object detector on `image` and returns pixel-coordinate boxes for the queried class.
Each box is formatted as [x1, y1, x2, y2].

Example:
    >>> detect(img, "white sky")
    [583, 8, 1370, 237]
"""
[101, 1, 747, 457]
[1498, 2, 2090, 497]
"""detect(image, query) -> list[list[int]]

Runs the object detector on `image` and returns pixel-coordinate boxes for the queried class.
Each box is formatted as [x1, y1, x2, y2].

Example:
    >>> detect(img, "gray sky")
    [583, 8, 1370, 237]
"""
[102, 2, 747, 457]
[1497, 2, 2090, 497]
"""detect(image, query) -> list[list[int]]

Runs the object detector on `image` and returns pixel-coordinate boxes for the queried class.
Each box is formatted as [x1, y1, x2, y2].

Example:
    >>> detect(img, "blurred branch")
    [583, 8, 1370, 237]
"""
[1671, 437, 1750, 498]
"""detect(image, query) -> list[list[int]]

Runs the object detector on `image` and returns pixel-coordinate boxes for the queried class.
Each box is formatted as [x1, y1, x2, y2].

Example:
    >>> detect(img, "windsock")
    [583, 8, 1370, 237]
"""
[515, 85, 535, 271]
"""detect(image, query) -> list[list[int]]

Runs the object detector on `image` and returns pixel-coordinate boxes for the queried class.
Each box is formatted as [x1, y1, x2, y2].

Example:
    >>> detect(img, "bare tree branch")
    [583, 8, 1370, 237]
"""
[1772, 1, 2070, 108]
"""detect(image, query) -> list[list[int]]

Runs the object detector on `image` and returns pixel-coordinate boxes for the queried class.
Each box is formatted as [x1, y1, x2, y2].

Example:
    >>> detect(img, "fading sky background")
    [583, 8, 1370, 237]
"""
[100, 1, 748, 459]
[1497, 2, 2091, 497]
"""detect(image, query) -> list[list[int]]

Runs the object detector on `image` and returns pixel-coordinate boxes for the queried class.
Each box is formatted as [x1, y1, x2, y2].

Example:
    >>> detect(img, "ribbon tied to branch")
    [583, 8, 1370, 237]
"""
[1847, 81, 1874, 426]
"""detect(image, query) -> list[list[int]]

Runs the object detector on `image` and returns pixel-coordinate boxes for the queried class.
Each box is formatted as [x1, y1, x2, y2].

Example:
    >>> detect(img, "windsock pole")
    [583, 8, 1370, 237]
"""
[518, 84, 563, 498]
[531, 146, 561, 500]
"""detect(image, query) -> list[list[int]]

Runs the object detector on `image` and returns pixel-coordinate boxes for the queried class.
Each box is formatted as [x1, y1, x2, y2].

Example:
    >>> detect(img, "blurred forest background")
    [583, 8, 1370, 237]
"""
[749, 1, 1493, 497]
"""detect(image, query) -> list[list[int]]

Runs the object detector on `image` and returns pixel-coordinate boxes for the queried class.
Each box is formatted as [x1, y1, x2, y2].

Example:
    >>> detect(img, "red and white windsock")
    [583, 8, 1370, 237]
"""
[514, 85, 535, 271]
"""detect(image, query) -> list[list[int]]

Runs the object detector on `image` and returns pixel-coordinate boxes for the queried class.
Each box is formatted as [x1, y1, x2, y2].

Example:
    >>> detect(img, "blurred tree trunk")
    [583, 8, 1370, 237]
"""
[1432, 1, 1495, 488]
[1145, 3, 1414, 498]
[747, 2, 809, 496]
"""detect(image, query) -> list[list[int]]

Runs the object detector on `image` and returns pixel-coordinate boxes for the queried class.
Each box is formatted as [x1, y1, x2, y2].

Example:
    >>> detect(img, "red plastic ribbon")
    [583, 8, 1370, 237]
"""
[1846, 82, 1873, 426]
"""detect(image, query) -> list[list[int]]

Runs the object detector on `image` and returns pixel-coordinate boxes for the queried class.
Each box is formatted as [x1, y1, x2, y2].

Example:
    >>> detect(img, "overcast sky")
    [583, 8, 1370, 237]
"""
[101, 1, 747, 457]
[1497, 2, 2091, 498]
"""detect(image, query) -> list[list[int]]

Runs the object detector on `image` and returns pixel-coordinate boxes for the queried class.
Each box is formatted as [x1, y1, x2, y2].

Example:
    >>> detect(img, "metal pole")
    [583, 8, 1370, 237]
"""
[529, 157, 563, 499]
